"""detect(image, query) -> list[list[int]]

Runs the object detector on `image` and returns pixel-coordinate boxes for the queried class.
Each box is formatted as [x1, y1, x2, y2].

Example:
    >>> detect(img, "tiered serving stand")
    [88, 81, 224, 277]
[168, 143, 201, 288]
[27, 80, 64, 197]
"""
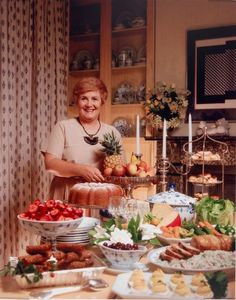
[156, 126, 229, 199]
[186, 126, 228, 199]
[105, 175, 158, 199]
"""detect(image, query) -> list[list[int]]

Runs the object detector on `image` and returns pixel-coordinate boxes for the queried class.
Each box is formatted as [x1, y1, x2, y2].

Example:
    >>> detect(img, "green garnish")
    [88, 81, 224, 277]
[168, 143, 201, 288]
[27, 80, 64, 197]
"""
[0, 260, 43, 284]
[205, 271, 228, 299]
[0, 259, 57, 284]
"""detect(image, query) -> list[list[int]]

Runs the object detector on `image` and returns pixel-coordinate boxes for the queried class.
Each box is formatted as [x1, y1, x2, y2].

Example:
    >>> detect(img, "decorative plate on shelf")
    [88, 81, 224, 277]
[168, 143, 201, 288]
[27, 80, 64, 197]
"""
[115, 11, 135, 28]
[112, 117, 130, 137]
[113, 81, 136, 104]
[73, 49, 94, 70]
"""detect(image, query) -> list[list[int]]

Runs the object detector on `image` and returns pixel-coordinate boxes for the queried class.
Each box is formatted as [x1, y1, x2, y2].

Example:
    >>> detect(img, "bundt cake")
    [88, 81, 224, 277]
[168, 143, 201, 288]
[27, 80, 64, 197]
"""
[68, 182, 123, 208]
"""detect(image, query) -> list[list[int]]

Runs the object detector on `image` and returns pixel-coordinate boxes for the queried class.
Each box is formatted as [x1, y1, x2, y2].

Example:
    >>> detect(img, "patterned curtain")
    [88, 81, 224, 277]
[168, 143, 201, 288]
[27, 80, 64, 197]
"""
[0, 0, 68, 268]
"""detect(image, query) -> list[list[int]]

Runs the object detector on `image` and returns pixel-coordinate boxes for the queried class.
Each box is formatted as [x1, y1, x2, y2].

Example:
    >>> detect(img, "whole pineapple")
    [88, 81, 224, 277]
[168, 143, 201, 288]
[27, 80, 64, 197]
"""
[100, 131, 123, 169]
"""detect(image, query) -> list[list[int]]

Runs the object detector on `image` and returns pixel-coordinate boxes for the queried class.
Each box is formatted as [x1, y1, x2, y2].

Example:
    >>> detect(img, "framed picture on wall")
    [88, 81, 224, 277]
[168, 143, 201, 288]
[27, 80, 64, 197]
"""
[187, 25, 236, 121]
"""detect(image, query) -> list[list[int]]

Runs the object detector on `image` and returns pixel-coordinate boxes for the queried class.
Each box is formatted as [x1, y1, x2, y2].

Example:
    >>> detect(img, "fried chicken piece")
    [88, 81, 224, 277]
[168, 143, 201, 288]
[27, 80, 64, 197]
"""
[56, 252, 83, 270]
[56, 259, 69, 270]
[35, 261, 55, 272]
[56, 243, 84, 254]
[78, 250, 92, 261]
[26, 244, 52, 255]
[64, 252, 81, 263]
[19, 254, 48, 266]
[51, 251, 66, 261]
[67, 258, 94, 269]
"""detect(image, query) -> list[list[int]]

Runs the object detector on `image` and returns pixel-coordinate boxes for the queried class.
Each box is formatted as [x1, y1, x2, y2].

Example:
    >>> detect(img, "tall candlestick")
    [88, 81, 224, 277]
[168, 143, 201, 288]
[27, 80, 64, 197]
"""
[136, 115, 140, 155]
[188, 113, 192, 154]
[162, 119, 167, 159]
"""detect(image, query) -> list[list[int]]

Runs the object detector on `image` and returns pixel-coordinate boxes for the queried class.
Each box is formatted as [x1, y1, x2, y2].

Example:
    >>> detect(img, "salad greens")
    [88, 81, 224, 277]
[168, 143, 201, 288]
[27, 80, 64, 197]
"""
[195, 197, 235, 225]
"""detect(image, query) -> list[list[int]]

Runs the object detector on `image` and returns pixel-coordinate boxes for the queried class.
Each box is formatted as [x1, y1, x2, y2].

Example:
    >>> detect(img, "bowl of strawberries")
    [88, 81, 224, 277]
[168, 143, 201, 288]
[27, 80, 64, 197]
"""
[18, 199, 83, 237]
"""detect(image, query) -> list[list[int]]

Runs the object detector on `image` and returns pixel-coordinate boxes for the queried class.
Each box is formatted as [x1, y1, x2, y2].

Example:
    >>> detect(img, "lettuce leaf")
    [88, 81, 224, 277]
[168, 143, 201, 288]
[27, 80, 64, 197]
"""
[195, 197, 235, 225]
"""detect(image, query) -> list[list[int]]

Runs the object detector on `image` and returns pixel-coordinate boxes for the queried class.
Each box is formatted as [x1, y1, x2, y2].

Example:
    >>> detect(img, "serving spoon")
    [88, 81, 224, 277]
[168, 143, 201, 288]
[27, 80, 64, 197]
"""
[29, 278, 108, 299]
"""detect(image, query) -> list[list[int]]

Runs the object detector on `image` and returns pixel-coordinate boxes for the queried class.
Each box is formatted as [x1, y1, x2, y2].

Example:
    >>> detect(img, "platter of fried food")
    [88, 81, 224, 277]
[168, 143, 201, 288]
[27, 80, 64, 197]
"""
[111, 268, 214, 299]
[7, 243, 106, 288]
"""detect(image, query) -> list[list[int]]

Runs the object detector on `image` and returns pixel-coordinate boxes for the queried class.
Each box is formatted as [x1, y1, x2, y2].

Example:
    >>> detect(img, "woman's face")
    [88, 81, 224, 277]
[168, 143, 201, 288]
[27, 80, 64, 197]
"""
[77, 90, 102, 122]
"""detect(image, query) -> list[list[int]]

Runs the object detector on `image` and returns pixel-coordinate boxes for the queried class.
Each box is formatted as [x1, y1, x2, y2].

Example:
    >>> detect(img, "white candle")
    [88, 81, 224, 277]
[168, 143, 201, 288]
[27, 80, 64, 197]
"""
[188, 113, 192, 154]
[136, 115, 140, 155]
[162, 119, 167, 159]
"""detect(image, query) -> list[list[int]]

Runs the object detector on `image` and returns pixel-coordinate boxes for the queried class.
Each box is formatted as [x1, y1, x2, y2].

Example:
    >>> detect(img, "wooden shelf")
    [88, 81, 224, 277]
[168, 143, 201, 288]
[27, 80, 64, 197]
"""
[112, 64, 146, 72]
[112, 26, 146, 36]
[70, 32, 100, 41]
[69, 69, 99, 77]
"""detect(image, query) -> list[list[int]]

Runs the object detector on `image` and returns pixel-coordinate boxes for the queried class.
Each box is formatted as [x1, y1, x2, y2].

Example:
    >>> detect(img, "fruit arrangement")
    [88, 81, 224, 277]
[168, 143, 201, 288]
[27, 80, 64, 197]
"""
[100, 132, 153, 177]
[19, 199, 83, 221]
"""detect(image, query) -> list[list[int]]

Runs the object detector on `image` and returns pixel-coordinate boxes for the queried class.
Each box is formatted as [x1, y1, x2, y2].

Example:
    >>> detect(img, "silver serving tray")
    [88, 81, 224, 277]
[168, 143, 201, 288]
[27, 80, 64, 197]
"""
[14, 253, 106, 289]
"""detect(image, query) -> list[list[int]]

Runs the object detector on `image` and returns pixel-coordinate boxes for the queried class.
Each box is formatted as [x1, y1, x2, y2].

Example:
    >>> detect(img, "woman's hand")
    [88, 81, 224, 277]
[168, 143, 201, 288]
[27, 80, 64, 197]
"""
[79, 165, 105, 182]
[44, 153, 104, 182]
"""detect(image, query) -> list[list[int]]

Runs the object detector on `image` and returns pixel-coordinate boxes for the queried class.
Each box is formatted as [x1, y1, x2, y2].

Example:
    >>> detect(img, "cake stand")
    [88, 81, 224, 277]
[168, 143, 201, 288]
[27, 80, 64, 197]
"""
[105, 175, 158, 198]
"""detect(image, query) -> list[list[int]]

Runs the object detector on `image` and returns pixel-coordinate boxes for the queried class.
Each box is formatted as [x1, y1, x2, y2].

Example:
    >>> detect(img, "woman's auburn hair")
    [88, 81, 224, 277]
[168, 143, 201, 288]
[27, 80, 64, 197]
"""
[73, 77, 108, 104]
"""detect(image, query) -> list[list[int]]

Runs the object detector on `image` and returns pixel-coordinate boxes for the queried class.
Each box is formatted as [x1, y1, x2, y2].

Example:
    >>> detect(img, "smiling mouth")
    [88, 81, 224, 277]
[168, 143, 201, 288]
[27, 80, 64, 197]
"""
[84, 109, 96, 112]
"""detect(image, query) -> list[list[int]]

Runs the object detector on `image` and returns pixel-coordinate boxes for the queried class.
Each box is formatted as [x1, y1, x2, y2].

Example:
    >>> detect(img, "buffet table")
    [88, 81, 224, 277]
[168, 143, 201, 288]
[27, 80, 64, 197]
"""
[0, 248, 235, 299]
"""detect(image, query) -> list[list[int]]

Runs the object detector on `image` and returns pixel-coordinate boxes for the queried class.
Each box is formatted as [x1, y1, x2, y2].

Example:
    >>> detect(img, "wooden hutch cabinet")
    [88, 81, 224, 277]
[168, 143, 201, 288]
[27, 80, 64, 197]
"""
[68, 0, 156, 199]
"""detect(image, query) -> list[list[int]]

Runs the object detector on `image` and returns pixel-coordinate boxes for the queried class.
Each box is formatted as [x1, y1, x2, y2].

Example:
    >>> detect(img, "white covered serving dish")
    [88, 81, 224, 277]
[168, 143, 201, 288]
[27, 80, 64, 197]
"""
[148, 190, 195, 221]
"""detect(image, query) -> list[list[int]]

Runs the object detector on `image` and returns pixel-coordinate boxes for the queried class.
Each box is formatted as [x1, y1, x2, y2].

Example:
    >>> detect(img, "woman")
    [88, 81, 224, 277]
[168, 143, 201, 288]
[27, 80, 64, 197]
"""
[42, 77, 125, 200]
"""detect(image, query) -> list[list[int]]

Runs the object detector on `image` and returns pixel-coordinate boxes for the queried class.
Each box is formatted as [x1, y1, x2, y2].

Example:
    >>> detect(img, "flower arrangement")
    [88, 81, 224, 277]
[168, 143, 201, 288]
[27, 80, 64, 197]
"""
[89, 216, 162, 246]
[144, 81, 191, 129]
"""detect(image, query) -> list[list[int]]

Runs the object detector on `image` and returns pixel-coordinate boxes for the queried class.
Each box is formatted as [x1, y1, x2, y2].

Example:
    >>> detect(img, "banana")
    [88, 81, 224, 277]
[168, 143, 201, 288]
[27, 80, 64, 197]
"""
[130, 153, 140, 165]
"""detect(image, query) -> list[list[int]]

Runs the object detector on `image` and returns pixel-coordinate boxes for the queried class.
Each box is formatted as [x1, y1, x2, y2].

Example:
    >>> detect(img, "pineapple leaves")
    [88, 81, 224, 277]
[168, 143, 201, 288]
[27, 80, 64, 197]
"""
[99, 131, 122, 156]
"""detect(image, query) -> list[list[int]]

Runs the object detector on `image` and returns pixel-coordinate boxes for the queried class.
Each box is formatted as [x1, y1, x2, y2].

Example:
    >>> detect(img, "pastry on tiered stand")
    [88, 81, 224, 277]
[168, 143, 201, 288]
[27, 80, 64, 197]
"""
[189, 173, 218, 185]
[191, 151, 220, 162]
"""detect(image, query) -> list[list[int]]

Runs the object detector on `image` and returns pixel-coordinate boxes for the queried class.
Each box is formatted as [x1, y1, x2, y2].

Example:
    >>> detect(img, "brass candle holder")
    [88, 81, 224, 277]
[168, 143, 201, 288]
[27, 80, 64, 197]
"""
[157, 141, 194, 192]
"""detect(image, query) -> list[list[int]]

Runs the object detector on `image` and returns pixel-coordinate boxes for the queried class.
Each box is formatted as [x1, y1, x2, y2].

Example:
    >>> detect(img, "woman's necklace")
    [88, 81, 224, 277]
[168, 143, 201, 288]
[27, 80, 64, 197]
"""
[76, 117, 101, 145]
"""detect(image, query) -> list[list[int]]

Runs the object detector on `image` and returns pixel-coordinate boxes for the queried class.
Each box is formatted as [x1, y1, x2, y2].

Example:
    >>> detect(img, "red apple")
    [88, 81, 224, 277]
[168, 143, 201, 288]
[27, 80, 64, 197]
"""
[126, 163, 138, 176]
[103, 167, 113, 176]
[112, 164, 126, 177]
[137, 160, 148, 172]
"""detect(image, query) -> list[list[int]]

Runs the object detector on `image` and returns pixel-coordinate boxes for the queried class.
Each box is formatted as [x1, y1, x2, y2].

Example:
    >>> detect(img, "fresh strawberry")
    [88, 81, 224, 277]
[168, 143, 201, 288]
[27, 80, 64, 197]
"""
[39, 215, 52, 221]
[33, 199, 41, 206]
[45, 199, 56, 208]
[50, 208, 60, 219]
[28, 204, 39, 214]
